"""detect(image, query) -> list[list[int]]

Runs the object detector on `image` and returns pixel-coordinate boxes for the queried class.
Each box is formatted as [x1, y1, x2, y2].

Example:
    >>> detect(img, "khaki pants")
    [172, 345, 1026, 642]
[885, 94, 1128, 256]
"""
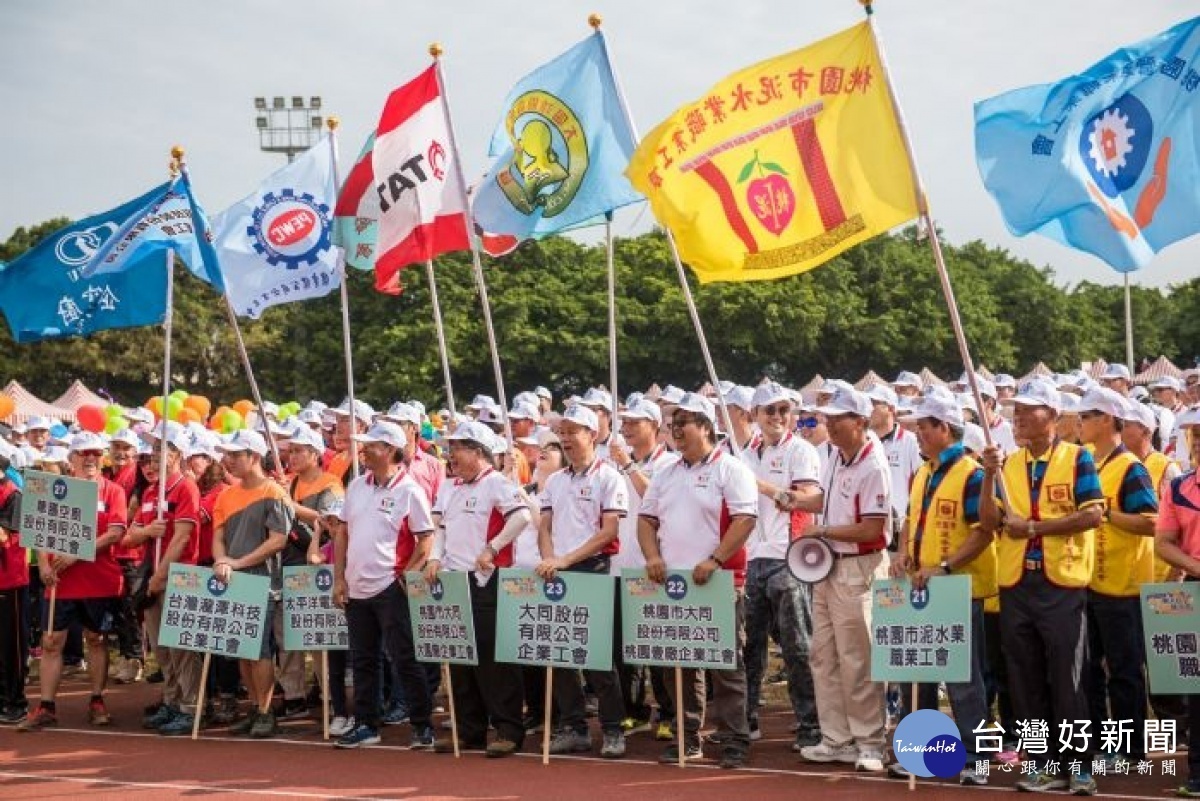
[810, 551, 888, 751]
[145, 595, 202, 713]
[272, 602, 307, 700]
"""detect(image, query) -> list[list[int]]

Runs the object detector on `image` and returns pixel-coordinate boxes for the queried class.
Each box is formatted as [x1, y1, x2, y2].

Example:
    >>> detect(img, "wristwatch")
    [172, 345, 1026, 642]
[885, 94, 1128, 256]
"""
[939, 560, 951, 575]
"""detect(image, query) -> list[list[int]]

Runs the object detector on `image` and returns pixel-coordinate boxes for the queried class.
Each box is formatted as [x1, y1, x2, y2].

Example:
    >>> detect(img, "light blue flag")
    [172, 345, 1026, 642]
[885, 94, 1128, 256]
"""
[79, 172, 226, 291]
[332, 132, 380, 272]
[472, 32, 642, 246]
[213, 136, 340, 319]
[0, 192, 168, 342]
[975, 16, 1200, 272]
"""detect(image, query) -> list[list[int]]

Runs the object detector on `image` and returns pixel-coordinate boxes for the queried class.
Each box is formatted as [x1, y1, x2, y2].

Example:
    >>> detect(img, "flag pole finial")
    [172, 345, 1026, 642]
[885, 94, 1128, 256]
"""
[429, 42, 443, 59]
[171, 145, 185, 161]
[326, 116, 340, 132]
[588, 13, 603, 29]
[858, 0, 874, 15]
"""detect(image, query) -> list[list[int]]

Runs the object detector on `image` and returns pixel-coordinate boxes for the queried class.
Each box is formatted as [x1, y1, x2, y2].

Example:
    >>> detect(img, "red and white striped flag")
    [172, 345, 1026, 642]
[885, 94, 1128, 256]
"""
[370, 65, 470, 293]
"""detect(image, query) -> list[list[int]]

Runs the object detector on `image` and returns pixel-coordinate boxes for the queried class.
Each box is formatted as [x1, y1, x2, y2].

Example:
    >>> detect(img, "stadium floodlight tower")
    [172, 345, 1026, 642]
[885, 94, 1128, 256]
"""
[253, 95, 323, 162]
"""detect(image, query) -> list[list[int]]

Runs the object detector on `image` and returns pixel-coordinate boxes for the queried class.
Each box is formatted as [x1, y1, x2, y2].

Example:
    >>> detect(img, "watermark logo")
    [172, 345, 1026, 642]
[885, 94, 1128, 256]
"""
[893, 709, 966, 778]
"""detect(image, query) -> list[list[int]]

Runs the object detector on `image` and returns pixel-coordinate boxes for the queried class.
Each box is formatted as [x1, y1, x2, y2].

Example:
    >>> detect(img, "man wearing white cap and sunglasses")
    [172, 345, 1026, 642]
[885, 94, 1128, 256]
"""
[978, 378, 1105, 795]
[794, 388, 891, 773]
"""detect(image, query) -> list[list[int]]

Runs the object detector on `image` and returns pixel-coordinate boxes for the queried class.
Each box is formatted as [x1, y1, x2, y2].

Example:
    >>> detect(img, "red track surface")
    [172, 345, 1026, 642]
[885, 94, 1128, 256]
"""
[0, 675, 1186, 800]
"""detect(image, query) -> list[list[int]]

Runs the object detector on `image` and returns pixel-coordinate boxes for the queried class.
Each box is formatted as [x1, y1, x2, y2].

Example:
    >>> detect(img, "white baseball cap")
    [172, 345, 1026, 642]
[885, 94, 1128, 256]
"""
[1149, 376, 1184, 392]
[963, 422, 986, 454]
[330, 398, 375, 424]
[297, 408, 323, 427]
[1120, 401, 1158, 434]
[1100, 364, 1132, 382]
[512, 391, 541, 409]
[68, 431, 108, 453]
[288, 425, 326, 452]
[815, 388, 872, 418]
[183, 431, 221, 461]
[465, 394, 496, 411]
[675, 392, 717, 427]
[25, 416, 52, 431]
[380, 402, 421, 426]
[142, 421, 191, 452]
[477, 403, 505, 426]
[658, 385, 685, 405]
[353, 421, 408, 450]
[924, 385, 956, 404]
[40, 445, 71, 464]
[110, 428, 141, 448]
[560, 404, 599, 432]
[508, 401, 541, 421]
[1077, 387, 1128, 418]
[818, 379, 855, 397]
[446, 420, 497, 448]
[751, 381, 791, 409]
[1058, 392, 1081, 415]
[893, 370, 922, 389]
[910, 395, 965, 428]
[620, 398, 662, 425]
[722, 385, 754, 411]
[994, 373, 1017, 389]
[534, 386, 552, 400]
[1176, 407, 1200, 428]
[218, 429, 270, 456]
[1011, 378, 1062, 412]
[865, 384, 899, 408]
[579, 388, 613, 411]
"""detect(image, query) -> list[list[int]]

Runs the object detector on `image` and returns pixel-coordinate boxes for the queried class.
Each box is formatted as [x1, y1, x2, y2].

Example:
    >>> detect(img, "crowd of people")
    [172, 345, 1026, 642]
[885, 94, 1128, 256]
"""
[0, 362, 1198, 796]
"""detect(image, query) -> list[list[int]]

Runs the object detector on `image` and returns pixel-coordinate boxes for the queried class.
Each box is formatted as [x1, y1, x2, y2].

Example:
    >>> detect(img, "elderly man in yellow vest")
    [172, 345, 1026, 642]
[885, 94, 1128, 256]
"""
[1076, 388, 1158, 768]
[890, 395, 997, 786]
[979, 378, 1105, 796]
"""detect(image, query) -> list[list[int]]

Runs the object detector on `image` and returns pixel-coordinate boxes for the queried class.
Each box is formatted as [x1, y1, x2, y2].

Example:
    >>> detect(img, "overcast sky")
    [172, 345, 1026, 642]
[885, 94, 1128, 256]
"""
[2, 1, 1196, 289]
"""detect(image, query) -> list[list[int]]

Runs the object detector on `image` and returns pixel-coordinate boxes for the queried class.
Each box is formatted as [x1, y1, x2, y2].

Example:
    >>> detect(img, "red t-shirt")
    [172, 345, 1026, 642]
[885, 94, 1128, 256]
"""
[0, 480, 27, 590]
[106, 463, 144, 561]
[133, 473, 202, 566]
[196, 484, 226, 565]
[52, 477, 128, 600]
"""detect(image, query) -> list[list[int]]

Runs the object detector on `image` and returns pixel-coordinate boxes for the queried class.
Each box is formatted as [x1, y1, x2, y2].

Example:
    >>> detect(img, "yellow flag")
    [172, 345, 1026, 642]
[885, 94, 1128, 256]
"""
[627, 22, 919, 283]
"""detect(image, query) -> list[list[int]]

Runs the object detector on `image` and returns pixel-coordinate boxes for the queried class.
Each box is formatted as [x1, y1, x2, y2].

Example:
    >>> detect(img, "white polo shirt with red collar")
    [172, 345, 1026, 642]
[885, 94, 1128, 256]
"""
[639, 446, 758, 586]
[540, 458, 628, 558]
[340, 467, 434, 600]
[612, 444, 679, 573]
[819, 432, 892, 556]
[433, 467, 526, 572]
[744, 431, 820, 561]
[878, 424, 923, 523]
[988, 415, 1017, 456]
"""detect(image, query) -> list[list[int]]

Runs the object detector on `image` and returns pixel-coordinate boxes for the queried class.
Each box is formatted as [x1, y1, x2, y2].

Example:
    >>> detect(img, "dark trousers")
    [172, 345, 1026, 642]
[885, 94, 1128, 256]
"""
[983, 609, 1016, 740]
[346, 580, 431, 730]
[1189, 693, 1199, 781]
[0, 586, 29, 712]
[448, 572, 525, 746]
[744, 558, 819, 736]
[1000, 572, 1091, 766]
[114, 560, 144, 660]
[614, 581, 651, 722]
[208, 655, 240, 696]
[649, 666, 675, 721]
[1086, 592, 1146, 758]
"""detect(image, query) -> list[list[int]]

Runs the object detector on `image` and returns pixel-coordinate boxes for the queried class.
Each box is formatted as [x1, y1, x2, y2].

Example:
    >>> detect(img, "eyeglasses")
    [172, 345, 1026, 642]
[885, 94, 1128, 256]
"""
[1079, 410, 1105, 420]
[795, 416, 819, 429]
[670, 414, 704, 430]
[761, 404, 792, 417]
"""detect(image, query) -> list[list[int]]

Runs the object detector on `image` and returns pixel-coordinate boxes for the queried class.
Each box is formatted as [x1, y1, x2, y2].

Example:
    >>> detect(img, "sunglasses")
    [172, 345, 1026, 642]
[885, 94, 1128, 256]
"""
[795, 416, 819, 429]
[761, 404, 792, 417]
[1079, 410, 1106, 420]
[670, 414, 705, 429]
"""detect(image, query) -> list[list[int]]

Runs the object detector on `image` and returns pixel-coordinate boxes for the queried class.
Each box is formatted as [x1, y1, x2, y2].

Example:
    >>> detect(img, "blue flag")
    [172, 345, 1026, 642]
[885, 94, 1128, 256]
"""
[471, 32, 642, 245]
[975, 17, 1200, 272]
[79, 172, 226, 291]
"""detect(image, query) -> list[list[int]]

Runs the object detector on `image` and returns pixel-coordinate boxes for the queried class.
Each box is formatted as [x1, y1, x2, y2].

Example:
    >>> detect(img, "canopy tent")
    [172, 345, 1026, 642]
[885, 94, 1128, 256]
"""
[2, 380, 75, 425]
[919, 368, 946, 388]
[1134, 355, 1184, 385]
[1020, 362, 1054, 382]
[854, 370, 887, 391]
[52, 379, 111, 412]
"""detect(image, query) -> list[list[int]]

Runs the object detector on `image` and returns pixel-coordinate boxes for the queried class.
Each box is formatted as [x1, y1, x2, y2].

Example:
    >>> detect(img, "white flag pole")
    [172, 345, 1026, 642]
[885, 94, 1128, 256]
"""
[590, 15, 740, 452]
[604, 212, 620, 422]
[431, 44, 512, 446]
[425, 259, 459, 420]
[154, 149, 181, 568]
[326, 118, 361, 479]
[220, 297, 283, 472]
[1124, 273, 1135, 372]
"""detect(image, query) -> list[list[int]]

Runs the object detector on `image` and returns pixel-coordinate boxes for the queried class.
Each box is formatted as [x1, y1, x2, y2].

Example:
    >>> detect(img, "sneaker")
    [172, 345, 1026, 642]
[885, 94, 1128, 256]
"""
[114, 658, 143, 684]
[960, 767, 989, 786]
[229, 712, 260, 736]
[143, 703, 177, 730]
[548, 727, 592, 754]
[159, 711, 199, 736]
[522, 714, 544, 734]
[88, 698, 113, 726]
[433, 737, 485, 753]
[720, 746, 748, 769]
[329, 715, 355, 737]
[486, 738, 519, 758]
[792, 729, 823, 751]
[279, 699, 308, 720]
[1177, 779, 1200, 798]
[16, 706, 57, 732]
[210, 695, 238, 725]
[335, 723, 381, 749]
[1015, 770, 1068, 793]
[748, 720, 762, 742]
[410, 724, 436, 749]
[250, 711, 278, 738]
[1069, 772, 1096, 796]
[799, 741, 859, 764]
[659, 742, 703, 763]
[0, 706, 29, 725]
[620, 717, 651, 735]
[655, 722, 674, 741]
[382, 702, 410, 726]
[855, 750, 885, 772]
[601, 731, 626, 759]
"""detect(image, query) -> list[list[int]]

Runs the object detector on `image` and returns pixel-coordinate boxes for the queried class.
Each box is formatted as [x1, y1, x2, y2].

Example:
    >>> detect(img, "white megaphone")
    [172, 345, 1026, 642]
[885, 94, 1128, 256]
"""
[786, 536, 835, 583]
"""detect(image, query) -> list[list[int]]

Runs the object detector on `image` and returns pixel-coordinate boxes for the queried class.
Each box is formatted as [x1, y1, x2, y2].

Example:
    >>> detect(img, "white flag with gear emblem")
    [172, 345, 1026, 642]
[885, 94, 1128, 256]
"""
[213, 136, 341, 319]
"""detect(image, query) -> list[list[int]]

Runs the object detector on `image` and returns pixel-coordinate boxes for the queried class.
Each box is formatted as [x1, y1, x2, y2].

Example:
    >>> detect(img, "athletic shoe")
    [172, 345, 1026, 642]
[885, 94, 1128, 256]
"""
[210, 695, 238, 725]
[855, 750, 885, 772]
[143, 703, 177, 730]
[114, 658, 143, 684]
[1069, 772, 1097, 796]
[1014, 770, 1068, 793]
[434, 737, 484, 753]
[655, 722, 674, 741]
[548, 727, 592, 754]
[522, 714, 544, 734]
[279, 699, 308, 720]
[381, 702, 410, 726]
[410, 724, 436, 749]
[748, 720, 762, 741]
[601, 731, 626, 759]
[229, 712, 259, 736]
[249, 711, 278, 738]
[0, 706, 29, 725]
[88, 698, 113, 726]
[659, 742, 703, 763]
[16, 706, 57, 731]
[792, 729, 823, 751]
[486, 738, 519, 758]
[159, 712, 199, 736]
[329, 716, 355, 737]
[799, 742, 858, 764]
[720, 746, 748, 769]
[620, 717, 651, 735]
[335, 723, 381, 749]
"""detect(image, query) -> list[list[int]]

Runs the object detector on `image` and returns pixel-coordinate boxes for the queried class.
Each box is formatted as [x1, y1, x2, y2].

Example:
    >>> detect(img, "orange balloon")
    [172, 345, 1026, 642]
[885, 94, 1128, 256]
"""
[184, 395, 211, 420]
[233, 399, 255, 418]
[0, 395, 13, 420]
[179, 408, 202, 424]
[146, 397, 163, 416]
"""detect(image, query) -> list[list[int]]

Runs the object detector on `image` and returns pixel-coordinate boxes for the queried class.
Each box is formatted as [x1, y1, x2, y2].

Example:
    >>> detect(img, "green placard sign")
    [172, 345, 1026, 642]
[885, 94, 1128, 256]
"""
[282, 566, 348, 651]
[495, 568, 614, 671]
[159, 564, 271, 660]
[1141, 582, 1200, 694]
[406, 571, 479, 666]
[620, 569, 737, 669]
[870, 575, 972, 683]
[18, 469, 99, 561]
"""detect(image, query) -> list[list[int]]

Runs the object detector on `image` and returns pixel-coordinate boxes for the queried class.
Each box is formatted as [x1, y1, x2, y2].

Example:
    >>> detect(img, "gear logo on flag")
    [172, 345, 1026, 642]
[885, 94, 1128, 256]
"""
[1080, 93, 1153, 198]
[247, 188, 332, 269]
[495, 91, 589, 219]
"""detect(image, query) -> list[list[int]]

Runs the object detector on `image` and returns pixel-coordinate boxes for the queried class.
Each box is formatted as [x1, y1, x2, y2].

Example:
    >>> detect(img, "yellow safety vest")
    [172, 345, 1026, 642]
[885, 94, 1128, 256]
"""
[1091, 448, 1153, 597]
[906, 452, 997, 599]
[997, 441, 1095, 589]
[1143, 451, 1175, 583]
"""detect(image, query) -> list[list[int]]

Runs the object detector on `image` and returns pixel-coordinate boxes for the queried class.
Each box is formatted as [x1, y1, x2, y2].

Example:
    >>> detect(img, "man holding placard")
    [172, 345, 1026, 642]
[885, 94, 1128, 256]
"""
[19, 432, 127, 732]
[537, 404, 629, 759]
[638, 392, 757, 769]
[0, 452, 26, 724]
[424, 420, 532, 758]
